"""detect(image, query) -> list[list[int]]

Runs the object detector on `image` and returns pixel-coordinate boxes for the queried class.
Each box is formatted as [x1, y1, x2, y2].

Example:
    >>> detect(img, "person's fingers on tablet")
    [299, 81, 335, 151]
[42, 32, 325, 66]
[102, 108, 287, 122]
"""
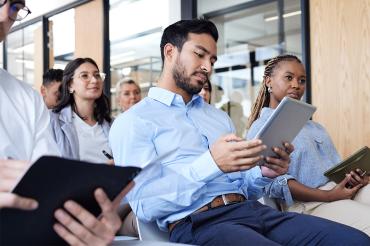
[54, 207, 105, 246]
[94, 188, 121, 235]
[222, 133, 244, 143]
[340, 173, 355, 189]
[64, 200, 116, 244]
[0, 192, 38, 210]
[266, 148, 290, 166]
[262, 157, 289, 178]
[210, 138, 264, 173]
[350, 170, 363, 185]
[64, 201, 108, 236]
[270, 147, 289, 161]
[354, 169, 368, 185]
[283, 142, 294, 155]
[53, 223, 86, 246]
[233, 144, 266, 159]
[94, 188, 111, 213]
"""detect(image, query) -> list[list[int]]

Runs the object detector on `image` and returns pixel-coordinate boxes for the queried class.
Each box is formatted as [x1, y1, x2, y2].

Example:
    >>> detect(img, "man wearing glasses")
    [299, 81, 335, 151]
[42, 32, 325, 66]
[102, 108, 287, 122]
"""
[0, 0, 31, 22]
[0, 1, 121, 245]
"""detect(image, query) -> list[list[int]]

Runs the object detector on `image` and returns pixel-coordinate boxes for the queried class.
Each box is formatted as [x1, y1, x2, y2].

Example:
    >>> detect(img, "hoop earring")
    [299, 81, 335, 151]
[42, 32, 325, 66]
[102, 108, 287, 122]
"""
[268, 86, 272, 93]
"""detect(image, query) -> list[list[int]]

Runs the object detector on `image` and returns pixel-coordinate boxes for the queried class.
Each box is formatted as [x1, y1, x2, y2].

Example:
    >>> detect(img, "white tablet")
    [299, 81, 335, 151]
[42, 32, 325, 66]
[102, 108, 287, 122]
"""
[254, 96, 316, 165]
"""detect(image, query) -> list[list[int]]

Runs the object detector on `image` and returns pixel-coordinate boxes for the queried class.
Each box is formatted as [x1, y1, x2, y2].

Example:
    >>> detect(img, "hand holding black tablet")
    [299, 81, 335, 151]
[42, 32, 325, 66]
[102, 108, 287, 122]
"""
[254, 97, 316, 165]
[324, 146, 370, 184]
[0, 156, 140, 245]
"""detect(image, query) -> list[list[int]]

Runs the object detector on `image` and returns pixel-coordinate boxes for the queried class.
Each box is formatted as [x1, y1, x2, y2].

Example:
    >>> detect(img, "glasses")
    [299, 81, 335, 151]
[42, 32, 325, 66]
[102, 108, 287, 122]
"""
[74, 72, 106, 82]
[0, 0, 32, 21]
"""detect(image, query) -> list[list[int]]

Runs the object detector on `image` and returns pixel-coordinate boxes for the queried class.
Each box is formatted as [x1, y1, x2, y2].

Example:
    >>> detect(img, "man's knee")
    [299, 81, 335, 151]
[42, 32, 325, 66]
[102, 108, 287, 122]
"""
[319, 220, 370, 245]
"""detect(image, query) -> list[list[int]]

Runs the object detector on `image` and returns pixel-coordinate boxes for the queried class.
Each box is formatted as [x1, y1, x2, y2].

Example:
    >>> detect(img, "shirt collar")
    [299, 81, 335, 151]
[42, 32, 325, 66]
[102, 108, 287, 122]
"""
[260, 107, 274, 119]
[148, 87, 204, 107]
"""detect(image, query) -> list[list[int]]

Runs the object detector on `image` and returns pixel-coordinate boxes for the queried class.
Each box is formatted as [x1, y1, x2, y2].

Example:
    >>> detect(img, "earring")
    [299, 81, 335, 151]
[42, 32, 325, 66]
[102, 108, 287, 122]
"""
[69, 89, 74, 94]
[268, 86, 272, 93]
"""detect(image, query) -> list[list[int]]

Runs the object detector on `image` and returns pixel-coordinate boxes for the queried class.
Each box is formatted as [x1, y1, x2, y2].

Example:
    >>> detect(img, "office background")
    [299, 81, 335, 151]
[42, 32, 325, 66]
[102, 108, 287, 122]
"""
[1, 0, 369, 158]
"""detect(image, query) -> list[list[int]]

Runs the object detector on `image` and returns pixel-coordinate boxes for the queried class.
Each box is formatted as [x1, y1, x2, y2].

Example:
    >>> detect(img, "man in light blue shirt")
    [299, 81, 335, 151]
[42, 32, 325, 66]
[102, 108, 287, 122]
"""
[109, 19, 370, 245]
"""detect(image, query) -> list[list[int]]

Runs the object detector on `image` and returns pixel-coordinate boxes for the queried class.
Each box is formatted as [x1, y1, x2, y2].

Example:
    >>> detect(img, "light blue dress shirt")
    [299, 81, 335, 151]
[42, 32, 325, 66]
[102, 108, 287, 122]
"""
[109, 87, 272, 231]
[247, 107, 341, 206]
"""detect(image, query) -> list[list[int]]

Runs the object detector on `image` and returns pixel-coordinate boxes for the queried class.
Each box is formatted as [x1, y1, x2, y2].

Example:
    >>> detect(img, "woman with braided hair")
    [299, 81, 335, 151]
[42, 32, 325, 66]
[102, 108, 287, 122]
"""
[246, 54, 370, 235]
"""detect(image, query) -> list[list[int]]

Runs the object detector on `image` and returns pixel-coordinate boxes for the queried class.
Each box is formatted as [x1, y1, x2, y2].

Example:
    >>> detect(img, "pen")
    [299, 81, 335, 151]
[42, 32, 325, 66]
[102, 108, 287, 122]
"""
[102, 150, 113, 160]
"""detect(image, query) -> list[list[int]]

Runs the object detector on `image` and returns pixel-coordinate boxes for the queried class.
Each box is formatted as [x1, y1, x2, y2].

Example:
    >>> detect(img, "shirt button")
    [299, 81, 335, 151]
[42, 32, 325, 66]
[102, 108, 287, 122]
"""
[278, 177, 288, 186]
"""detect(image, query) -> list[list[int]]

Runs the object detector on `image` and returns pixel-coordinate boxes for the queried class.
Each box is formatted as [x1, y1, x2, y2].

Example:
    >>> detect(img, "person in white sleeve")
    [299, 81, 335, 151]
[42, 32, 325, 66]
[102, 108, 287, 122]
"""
[0, 1, 121, 245]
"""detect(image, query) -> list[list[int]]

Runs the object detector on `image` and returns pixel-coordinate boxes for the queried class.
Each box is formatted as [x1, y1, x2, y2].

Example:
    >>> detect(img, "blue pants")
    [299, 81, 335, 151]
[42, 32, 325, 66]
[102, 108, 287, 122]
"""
[169, 200, 370, 245]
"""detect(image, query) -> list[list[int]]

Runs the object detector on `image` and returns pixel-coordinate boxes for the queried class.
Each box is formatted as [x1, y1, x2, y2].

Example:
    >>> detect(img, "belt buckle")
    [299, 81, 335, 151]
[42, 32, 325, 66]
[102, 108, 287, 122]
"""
[221, 194, 231, 205]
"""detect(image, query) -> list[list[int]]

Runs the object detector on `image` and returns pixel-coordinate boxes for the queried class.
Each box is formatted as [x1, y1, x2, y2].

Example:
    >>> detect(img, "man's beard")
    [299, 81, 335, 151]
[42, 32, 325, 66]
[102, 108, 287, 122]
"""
[172, 61, 205, 96]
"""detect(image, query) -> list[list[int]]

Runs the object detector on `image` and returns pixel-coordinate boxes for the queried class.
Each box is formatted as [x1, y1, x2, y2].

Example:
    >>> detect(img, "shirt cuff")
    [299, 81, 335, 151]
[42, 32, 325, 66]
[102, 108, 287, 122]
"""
[189, 150, 223, 182]
[276, 175, 295, 206]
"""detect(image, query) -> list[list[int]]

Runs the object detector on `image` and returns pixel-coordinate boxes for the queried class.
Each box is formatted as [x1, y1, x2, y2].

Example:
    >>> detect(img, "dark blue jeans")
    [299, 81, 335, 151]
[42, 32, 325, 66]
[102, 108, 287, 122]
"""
[169, 200, 370, 245]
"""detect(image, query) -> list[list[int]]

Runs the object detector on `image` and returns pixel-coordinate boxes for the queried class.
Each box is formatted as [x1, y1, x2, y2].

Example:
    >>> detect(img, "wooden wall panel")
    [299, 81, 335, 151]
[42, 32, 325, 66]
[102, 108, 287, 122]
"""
[310, 0, 370, 158]
[48, 21, 55, 69]
[74, 0, 104, 70]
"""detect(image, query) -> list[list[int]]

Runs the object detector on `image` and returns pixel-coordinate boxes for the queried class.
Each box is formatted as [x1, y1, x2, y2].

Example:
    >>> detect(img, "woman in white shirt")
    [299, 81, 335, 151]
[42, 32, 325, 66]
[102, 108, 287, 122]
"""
[50, 57, 113, 164]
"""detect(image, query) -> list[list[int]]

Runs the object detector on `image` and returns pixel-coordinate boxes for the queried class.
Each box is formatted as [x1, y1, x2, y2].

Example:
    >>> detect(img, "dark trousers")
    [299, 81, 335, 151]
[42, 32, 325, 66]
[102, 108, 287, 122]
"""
[169, 200, 370, 246]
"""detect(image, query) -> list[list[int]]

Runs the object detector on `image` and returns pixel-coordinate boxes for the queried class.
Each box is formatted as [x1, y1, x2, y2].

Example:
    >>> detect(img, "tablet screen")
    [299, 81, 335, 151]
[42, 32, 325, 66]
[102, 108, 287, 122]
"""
[255, 97, 316, 165]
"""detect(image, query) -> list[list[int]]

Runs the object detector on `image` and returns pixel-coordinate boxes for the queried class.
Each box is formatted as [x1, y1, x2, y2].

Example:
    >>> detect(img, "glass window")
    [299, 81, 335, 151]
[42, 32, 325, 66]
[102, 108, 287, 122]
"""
[284, 0, 302, 56]
[49, 9, 75, 69]
[6, 22, 42, 86]
[198, 0, 253, 15]
[202, 1, 302, 137]
[109, 0, 169, 115]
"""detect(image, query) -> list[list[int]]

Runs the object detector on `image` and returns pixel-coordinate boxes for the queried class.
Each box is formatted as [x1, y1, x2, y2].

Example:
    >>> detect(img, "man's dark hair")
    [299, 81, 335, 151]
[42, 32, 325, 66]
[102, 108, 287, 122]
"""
[53, 57, 112, 124]
[160, 19, 219, 63]
[42, 69, 63, 86]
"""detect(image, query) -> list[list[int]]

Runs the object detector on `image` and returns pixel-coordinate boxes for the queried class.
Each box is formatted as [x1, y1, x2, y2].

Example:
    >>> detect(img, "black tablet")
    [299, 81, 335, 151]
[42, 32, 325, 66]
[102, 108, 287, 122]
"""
[324, 146, 370, 184]
[0, 156, 141, 245]
[254, 97, 316, 165]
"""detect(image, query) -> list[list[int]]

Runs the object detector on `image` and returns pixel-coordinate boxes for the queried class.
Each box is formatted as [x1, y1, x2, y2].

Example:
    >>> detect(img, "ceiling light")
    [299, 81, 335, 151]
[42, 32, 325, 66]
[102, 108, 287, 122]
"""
[264, 10, 301, 22]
